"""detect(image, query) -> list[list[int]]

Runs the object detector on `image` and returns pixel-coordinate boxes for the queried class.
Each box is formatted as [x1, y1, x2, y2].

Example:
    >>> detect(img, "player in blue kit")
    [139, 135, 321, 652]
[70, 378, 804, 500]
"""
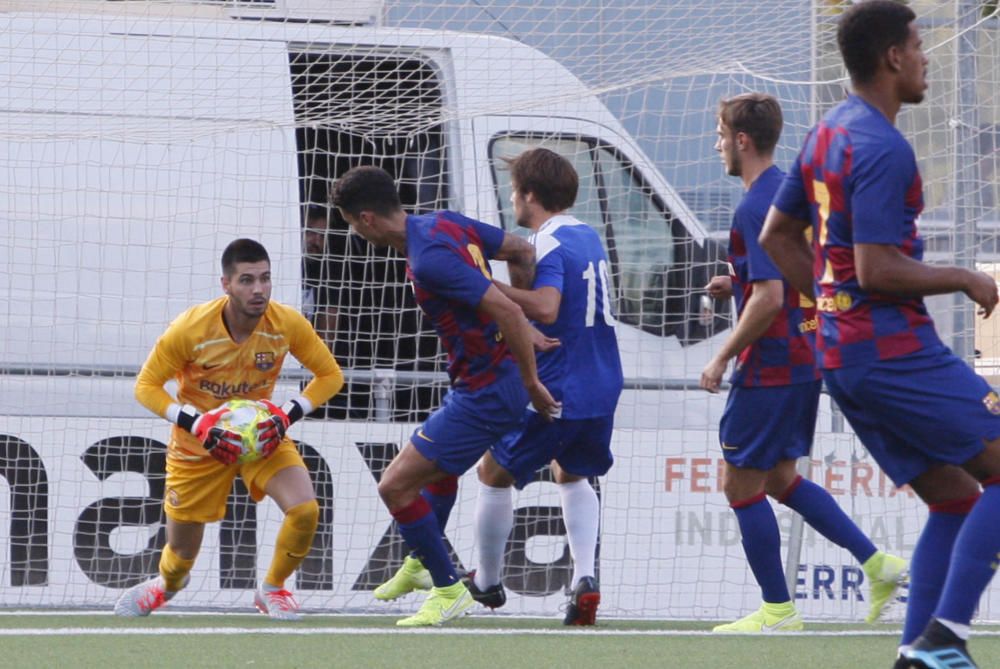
[463, 148, 623, 625]
[332, 166, 559, 627]
[761, 2, 1000, 666]
[702, 93, 905, 634]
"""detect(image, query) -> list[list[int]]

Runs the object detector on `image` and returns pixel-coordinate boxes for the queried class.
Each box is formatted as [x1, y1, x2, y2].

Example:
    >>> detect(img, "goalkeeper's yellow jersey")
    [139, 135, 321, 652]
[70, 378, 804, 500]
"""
[135, 296, 344, 459]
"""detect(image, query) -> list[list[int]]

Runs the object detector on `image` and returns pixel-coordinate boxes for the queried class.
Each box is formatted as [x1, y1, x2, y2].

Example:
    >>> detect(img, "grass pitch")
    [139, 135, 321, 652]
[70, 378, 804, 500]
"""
[3, 613, 1000, 668]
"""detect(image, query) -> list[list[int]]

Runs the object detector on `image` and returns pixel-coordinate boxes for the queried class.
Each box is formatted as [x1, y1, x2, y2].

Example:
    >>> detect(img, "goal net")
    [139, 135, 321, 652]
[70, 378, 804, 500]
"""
[0, 0, 997, 622]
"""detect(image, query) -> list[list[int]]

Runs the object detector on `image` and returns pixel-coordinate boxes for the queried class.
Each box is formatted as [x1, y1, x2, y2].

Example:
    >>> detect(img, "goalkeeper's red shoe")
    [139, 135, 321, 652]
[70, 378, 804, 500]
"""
[563, 576, 600, 625]
[255, 585, 302, 621]
[114, 576, 184, 617]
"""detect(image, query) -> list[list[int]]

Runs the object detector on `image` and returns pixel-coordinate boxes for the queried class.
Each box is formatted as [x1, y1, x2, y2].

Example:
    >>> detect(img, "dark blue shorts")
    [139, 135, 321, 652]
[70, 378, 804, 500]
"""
[719, 380, 821, 469]
[490, 413, 615, 488]
[823, 349, 1000, 486]
[410, 371, 528, 476]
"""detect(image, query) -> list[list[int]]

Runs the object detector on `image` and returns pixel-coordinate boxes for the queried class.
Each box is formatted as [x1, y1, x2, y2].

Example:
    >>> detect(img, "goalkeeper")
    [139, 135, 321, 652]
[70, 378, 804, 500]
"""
[115, 238, 344, 620]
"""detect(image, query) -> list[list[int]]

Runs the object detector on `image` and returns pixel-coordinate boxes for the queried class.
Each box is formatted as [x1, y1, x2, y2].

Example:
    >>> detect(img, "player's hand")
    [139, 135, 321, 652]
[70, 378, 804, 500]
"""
[527, 379, 561, 422]
[964, 270, 1000, 318]
[704, 275, 733, 300]
[191, 406, 243, 465]
[529, 326, 560, 353]
[256, 399, 291, 459]
[700, 355, 728, 394]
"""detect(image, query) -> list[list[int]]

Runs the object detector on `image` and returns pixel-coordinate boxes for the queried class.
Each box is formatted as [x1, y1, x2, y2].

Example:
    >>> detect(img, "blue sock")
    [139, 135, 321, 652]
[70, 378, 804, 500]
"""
[421, 475, 459, 530]
[733, 493, 790, 603]
[901, 500, 972, 644]
[393, 497, 458, 587]
[934, 485, 1000, 626]
[780, 476, 877, 563]
[410, 476, 459, 561]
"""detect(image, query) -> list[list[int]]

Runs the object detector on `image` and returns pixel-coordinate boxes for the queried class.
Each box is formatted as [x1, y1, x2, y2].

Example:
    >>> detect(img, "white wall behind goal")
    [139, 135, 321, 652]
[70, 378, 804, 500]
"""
[0, 417, 953, 623]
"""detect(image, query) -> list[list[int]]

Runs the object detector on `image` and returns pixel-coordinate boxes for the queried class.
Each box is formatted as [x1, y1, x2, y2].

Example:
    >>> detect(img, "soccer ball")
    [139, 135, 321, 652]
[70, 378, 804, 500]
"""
[217, 399, 271, 464]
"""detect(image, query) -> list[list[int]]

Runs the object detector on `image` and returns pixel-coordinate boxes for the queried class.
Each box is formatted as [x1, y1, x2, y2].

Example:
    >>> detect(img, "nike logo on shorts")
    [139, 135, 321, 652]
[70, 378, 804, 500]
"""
[721, 443, 739, 450]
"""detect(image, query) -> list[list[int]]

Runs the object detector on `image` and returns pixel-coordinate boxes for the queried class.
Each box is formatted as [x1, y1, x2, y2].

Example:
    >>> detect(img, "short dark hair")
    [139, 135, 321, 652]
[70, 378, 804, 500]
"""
[305, 206, 328, 224]
[718, 93, 783, 155]
[330, 166, 402, 217]
[221, 238, 269, 276]
[838, 1, 917, 84]
[506, 147, 578, 212]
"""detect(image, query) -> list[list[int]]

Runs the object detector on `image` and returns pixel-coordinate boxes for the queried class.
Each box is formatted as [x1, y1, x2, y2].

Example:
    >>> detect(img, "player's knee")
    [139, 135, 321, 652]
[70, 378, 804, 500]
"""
[285, 499, 319, 532]
[377, 475, 412, 509]
[721, 472, 764, 503]
[764, 473, 798, 500]
[477, 459, 512, 487]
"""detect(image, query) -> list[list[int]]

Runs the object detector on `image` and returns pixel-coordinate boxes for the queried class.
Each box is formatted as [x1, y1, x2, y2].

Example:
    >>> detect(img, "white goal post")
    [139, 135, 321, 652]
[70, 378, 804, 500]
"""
[0, 0, 997, 621]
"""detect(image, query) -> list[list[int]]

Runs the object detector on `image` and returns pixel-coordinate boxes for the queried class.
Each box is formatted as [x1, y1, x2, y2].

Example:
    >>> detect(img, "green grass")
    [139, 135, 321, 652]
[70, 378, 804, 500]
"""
[3, 614, 1000, 669]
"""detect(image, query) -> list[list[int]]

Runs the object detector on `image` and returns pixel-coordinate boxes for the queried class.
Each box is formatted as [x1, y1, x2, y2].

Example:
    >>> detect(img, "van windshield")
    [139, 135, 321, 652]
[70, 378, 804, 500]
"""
[490, 134, 676, 336]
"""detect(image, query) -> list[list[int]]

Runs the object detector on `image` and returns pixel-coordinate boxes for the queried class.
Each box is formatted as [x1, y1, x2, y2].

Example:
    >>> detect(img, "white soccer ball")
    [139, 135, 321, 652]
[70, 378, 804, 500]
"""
[216, 399, 271, 464]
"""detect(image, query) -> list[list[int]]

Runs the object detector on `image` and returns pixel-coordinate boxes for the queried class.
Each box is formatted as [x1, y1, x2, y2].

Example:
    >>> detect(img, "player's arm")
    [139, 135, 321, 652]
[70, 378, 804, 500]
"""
[855, 244, 997, 316]
[704, 275, 733, 301]
[479, 285, 561, 419]
[134, 326, 243, 464]
[289, 310, 346, 410]
[760, 206, 814, 298]
[849, 143, 998, 316]
[760, 143, 816, 297]
[494, 283, 561, 325]
[700, 280, 782, 393]
[489, 229, 536, 290]
[494, 231, 564, 323]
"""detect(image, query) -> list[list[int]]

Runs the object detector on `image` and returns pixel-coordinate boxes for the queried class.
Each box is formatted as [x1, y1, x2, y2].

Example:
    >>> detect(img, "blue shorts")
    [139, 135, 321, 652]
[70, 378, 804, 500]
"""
[411, 370, 528, 476]
[719, 380, 821, 469]
[823, 349, 1000, 486]
[491, 413, 615, 489]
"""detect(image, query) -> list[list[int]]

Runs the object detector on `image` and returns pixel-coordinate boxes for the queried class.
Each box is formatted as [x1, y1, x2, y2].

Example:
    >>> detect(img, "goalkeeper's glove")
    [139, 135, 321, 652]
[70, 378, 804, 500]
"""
[255, 398, 306, 458]
[177, 404, 243, 465]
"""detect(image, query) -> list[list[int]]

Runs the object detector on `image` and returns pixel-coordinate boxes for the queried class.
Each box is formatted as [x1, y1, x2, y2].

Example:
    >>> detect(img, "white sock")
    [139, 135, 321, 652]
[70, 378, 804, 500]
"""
[559, 479, 600, 589]
[474, 482, 513, 591]
[937, 618, 971, 641]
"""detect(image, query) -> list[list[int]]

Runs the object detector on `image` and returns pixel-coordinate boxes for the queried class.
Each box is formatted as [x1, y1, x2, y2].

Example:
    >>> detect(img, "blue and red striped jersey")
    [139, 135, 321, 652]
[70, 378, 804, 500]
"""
[729, 165, 820, 387]
[405, 211, 517, 390]
[772, 95, 944, 369]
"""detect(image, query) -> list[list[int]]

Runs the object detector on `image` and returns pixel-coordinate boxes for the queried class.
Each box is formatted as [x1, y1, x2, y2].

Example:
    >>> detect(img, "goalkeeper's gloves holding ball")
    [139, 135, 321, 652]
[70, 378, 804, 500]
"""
[255, 399, 306, 458]
[177, 404, 243, 465]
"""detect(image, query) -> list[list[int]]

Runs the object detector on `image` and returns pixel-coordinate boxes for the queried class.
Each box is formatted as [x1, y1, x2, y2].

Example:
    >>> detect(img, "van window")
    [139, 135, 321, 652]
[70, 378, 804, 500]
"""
[490, 134, 678, 335]
[492, 137, 604, 232]
[289, 49, 448, 421]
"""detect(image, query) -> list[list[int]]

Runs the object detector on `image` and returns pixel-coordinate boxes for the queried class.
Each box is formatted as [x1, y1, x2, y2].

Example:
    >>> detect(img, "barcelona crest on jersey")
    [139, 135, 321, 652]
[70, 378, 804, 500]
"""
[983, 391, 1000, 416]
[255, 352, 275, 371]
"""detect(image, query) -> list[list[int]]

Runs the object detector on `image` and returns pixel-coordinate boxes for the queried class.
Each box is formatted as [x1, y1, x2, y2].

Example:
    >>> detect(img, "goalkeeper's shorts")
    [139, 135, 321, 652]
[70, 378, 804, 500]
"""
[718, 379, 820, 470]
[163, 437, 306, 523]
[823, 349, 996, 487]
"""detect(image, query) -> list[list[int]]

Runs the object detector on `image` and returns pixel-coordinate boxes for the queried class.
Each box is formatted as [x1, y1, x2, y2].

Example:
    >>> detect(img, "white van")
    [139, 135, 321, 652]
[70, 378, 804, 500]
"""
[0, 0, 732, 425]
[0, 0, 778, 617]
